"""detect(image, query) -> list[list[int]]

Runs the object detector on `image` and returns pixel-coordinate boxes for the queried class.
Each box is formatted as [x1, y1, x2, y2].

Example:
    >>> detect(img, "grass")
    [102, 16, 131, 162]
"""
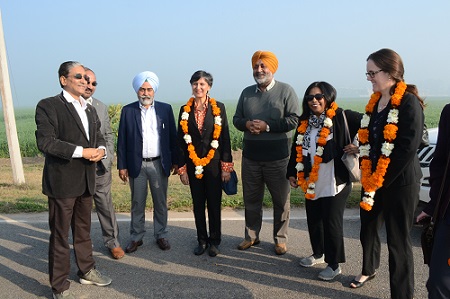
[0, 152, 362, 214]
[0, 96, 448, 213]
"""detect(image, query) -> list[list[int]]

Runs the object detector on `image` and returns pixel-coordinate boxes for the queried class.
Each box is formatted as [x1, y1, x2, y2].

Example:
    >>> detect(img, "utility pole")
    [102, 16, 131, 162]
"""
[0, 9, 25, 184]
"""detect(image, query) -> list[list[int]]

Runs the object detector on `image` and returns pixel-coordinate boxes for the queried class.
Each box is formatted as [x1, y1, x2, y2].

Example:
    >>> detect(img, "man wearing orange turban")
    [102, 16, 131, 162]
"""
[233, 50, 300, 256]
[251, 50, 279, 74]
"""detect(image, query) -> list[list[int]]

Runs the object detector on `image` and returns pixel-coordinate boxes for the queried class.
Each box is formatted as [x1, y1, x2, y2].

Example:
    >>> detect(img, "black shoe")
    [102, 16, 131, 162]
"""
[194, 243, 208, 255]
[208, 244, 220, 257]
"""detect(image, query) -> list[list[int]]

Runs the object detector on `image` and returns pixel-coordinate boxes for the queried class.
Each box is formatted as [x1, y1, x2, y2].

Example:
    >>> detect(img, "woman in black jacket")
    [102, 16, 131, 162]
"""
[417, 104, 450, 299]
[287, 81, 361, 281]
[177, 70, 233, 257]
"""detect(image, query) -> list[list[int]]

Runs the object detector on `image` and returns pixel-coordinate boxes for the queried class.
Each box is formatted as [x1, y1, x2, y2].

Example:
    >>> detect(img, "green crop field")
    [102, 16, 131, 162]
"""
[0, 97, 448, 213]
[0, 97, 448, 158]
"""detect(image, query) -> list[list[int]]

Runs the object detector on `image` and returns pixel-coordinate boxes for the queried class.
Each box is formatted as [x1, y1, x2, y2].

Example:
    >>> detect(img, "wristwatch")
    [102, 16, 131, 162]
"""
[266, 124, 270, 132]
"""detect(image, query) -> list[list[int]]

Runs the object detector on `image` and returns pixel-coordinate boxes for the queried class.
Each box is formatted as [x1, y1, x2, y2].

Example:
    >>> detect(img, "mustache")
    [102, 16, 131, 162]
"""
[139, 96, 153, 100]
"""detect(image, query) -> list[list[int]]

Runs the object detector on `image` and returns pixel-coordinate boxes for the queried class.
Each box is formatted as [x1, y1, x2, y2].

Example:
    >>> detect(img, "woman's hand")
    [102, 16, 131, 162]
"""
[222, 171, 231, 182]
[343, 143, 359, 154]
[416, 211, 430, 224]
[180, 173, 189, 185]
[288, 176, 298, 188]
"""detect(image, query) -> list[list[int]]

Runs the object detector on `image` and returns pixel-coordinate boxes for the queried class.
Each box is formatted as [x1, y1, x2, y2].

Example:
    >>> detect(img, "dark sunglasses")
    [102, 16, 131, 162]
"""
[305, 94, 325, 101]
[87, 81, 98, 87]
[72, 73, 89, 81]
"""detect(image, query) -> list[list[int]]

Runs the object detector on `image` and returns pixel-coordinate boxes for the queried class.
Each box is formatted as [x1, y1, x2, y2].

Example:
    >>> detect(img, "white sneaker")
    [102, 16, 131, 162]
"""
[318, 265, 342, 281]
[299, 254, 325, 267]
[53, 290, 75, 299]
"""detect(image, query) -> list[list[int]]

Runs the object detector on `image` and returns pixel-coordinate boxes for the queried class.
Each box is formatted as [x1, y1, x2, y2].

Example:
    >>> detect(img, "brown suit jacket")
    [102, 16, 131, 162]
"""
[35, 92, 105, 198]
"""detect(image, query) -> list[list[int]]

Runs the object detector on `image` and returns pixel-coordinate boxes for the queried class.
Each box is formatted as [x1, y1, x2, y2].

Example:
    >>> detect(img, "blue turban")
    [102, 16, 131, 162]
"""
[132, 71, 160, 93]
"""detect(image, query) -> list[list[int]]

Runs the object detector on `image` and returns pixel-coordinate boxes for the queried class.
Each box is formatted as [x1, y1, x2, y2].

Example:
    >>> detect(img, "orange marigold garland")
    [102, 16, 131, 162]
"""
[295, 102, 338, 199]
[358, 81, 407, 211]
[180, 97, 222, 179]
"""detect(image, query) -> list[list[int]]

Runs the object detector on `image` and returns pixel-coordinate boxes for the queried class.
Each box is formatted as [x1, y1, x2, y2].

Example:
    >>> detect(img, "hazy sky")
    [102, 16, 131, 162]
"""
[1, 0, 450, 108]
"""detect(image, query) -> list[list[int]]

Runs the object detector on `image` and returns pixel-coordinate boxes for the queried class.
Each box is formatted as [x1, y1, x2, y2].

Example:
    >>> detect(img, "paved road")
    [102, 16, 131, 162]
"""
[0, 209, 429, 299]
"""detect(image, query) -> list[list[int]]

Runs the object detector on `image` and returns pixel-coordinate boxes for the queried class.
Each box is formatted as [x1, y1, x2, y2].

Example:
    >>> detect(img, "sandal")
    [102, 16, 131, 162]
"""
[349, 273, 376, 289]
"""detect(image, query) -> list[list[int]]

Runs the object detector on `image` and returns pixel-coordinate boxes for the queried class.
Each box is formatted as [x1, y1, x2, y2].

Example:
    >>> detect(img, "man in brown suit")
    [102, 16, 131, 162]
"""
[35, 61, 112, 299]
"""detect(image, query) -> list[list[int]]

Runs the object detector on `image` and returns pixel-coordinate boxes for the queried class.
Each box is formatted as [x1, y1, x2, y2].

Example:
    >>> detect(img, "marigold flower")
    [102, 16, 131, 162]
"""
[295, 102, 338, 199]
[180, 97, 222, 179]
[359, 81, 406, 211]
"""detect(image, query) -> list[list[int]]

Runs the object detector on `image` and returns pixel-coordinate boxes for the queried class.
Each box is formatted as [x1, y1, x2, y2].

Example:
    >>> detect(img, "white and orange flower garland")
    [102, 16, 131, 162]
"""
[358, 81, 407, 211]
[180, 97, 222, 179]
[295, 102, 338, 199]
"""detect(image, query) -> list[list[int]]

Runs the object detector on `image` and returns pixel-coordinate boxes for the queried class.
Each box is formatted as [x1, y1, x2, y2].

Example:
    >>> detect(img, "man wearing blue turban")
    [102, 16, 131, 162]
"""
[117, 71, 179, 253]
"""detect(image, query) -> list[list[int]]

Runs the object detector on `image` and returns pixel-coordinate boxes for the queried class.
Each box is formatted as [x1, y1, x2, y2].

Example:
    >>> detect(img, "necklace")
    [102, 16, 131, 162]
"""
[358, 81, 407, 211]
[295, 102, 338, 199]
[180, 97, 222, 179]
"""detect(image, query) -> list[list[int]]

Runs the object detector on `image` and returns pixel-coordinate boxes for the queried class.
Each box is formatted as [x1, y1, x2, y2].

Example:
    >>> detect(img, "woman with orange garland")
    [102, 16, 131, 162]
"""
[349, 49, 425, 299]
[177, 70, 233, 257]
[287, 81, 361, 281]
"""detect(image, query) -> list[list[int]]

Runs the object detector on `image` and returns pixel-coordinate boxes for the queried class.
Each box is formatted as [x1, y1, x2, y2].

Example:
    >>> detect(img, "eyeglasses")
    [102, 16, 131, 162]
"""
[87, 81, 98, 87]
[72, 73, 89, 81]
[305, 94, 325, 101]
[365, 69, 383, 78]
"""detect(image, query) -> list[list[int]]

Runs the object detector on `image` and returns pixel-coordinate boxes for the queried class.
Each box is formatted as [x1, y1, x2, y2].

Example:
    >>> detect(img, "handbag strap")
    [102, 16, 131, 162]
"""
[342, 110, 351, 144]
[431, 146, 450, 223]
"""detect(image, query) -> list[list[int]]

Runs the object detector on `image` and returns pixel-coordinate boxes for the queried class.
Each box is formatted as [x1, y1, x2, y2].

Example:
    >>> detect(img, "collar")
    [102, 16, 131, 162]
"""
[255, 79, 276, 93]
[139, 100, 155, 110]
[85, 97, 93, 105]
[62, 90, 87, 108]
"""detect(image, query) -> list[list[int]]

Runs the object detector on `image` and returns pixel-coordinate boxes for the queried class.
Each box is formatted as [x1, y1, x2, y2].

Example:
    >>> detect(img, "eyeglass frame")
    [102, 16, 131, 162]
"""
[71, 73, 89, 81]
[305, 93, 325, 102]
[365, 69, 384, 78]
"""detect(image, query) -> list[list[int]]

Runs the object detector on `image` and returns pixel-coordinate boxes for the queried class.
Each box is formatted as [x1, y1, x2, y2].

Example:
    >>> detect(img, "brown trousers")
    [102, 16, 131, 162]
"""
[48, 194, 95, 294]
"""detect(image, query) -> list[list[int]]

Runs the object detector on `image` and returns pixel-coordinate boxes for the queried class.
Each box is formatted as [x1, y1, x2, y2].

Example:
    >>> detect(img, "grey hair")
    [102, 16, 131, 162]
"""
[58, 61, 83, 88]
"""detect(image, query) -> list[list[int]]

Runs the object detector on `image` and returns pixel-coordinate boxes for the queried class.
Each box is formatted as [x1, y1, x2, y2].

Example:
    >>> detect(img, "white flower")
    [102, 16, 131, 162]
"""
[214, 116, 222, 125]
[296, 134, 304, 145]
[181, 112, 189, 120]
[387, 109, 399, 123]
[210, 140, 219, 149]
[295, 162, 304, 172]
[324, 117, 333, 128]
[316, 146, 324, 156]
[306, 183, 316, 194]
[362, 191, 375, 206]
[381, 142, 394, 156]
[361, 114, 371, 127]
[365, 191, 375, 198]
[359, 144, 371, 157]
[195, 166, 204, 175]
[183, 134, 192, 144]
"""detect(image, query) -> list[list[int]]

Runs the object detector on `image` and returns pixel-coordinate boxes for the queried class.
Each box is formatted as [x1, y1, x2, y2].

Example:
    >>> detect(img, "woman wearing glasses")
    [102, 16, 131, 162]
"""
[287, 81, 361, 281]
[350, 48, 425, 299]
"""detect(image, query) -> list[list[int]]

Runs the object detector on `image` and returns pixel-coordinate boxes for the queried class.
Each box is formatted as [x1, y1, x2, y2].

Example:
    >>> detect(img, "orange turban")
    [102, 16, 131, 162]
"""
[251, 50, 278, 74]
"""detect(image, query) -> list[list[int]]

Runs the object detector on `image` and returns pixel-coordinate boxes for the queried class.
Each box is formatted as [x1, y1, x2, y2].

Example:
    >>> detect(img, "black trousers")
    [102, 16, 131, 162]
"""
[359, 182, 419, 299]
[427, 210, 450, 299]
[188, 161, 222, 246]
[305, 183, 351, 264]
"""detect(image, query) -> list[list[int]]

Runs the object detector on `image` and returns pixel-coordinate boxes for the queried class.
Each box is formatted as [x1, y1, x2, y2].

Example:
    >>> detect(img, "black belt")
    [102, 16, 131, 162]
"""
[143, 156, 160, 162]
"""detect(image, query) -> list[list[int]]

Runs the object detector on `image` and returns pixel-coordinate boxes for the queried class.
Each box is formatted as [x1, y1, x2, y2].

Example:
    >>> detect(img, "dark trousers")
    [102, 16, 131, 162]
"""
[241, 157, 291, 244]
[188, 161, 222, 245]
[305, 183, 351, 264]
[359, 182, 419, 299]
[48, 194, 95, 294]
[427, 211, 450, 299]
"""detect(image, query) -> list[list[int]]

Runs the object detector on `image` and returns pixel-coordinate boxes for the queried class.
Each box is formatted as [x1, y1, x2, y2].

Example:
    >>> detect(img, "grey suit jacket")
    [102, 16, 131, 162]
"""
[91, 97, 114, 172]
